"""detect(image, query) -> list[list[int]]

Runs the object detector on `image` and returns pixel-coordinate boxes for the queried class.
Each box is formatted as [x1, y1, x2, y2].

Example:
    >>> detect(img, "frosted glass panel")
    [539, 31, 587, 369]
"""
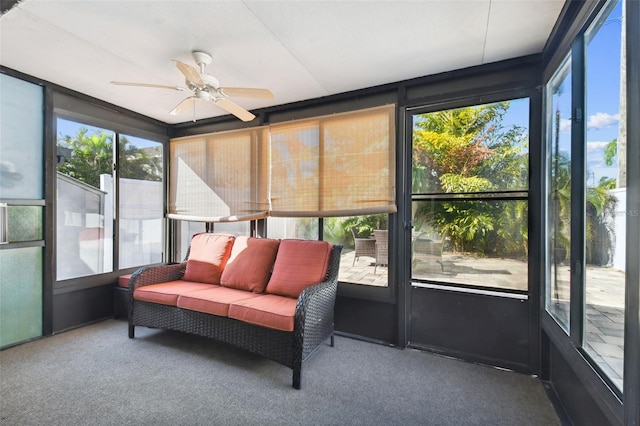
[0, 74, 43, 199]
[7, 206, 43, 242]
[0, 247, 43, 347]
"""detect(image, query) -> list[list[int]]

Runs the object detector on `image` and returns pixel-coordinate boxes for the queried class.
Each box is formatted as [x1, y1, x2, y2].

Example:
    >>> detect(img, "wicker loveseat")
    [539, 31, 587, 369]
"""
[127, 233, 342, 389]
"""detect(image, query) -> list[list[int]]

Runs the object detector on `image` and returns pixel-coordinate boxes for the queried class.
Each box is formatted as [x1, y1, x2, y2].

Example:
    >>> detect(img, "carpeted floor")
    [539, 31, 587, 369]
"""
[1, 319, 561, 426]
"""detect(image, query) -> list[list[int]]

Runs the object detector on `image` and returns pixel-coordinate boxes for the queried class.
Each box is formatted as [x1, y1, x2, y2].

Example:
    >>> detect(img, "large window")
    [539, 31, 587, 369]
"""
[56, 118, 164, 281]
[411, 99, 530, 291]
[170, 105, 396, 288]
[545, 0, 626, 393]
[583, 0, 625, 392]
[56, 120, 114, 280]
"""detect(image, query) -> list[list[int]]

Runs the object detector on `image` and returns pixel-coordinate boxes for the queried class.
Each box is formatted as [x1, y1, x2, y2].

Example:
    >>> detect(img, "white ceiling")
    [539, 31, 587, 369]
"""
[0, 0, 565, 125]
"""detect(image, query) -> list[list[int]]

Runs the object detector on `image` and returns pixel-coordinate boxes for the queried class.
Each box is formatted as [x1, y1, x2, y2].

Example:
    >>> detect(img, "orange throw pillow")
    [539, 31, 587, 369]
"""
[265, 239, 332, 298]
[220, 236, 280, 293]
[182, 233, 235, 284]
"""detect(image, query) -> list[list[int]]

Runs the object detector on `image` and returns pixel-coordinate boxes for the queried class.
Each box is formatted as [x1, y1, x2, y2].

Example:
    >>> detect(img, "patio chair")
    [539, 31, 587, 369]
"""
[412, 232, 445, 272]
[373, 230, 388, 274]
[351, 227, 376, 266]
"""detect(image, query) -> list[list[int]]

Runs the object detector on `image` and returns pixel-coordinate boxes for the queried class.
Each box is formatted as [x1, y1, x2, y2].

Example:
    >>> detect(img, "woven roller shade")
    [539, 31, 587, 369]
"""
[269, 105, 396, 217]
[168, 127, 269, 222]
[168, 105, 396, 222]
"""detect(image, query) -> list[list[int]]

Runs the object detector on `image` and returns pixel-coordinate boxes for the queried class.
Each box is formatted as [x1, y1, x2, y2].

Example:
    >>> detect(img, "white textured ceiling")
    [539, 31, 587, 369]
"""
[0, 0, 565, 124]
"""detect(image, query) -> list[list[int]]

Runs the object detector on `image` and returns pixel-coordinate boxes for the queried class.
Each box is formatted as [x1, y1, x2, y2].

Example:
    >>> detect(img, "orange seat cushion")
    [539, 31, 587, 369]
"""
[220, 236, 280, 293]
[177, 286, 262, 317]
[182, 233, 235, 284]
[265, 240, 333, 298]
[133, 281, 217, 306]
[228, 294, 297, 332]
[118, 273, 133, 288]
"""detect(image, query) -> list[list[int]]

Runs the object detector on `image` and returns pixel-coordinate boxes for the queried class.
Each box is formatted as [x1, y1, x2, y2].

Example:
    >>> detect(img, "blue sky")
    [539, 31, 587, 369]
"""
[555, 0, 623, 186]
[585, 1, 623, 186]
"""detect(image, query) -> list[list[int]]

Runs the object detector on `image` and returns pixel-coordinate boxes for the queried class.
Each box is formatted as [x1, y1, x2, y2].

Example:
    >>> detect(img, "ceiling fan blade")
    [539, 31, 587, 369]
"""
[111, 81, 186, 91]
[214, 98, 255, 122]
[219, 87, 275, 99]
[174, 60, 204, 86]
[169, 97, 196, 116]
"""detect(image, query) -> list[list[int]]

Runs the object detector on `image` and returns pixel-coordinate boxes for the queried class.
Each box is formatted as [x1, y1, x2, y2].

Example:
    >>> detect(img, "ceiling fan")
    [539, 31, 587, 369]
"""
[111, 50, 274, 122]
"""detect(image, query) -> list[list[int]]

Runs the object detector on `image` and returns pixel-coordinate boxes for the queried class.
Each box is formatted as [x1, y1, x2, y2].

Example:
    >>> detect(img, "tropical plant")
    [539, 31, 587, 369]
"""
[57, 128, 161, 188]
[324, 214, 388, 248]
[551, 150, 618, 264]
[412, 102, 529, 257]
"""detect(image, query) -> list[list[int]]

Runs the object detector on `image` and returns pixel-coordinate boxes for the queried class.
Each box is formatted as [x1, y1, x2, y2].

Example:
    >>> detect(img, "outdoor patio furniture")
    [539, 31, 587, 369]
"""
[351, 227, 376, 266]
[412, 232, 445, 272]
[373, 230, 388, 274]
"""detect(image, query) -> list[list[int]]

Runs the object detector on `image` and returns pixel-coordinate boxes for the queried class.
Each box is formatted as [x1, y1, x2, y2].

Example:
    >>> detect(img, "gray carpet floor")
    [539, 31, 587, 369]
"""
[1, 319, 561, 426]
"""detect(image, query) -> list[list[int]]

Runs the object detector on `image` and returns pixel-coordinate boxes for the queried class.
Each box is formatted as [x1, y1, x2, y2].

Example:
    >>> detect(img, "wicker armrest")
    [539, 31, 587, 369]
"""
[294, 245, 342, 343]
[129, 262, 187, 291]
[296, 279, 337, 317]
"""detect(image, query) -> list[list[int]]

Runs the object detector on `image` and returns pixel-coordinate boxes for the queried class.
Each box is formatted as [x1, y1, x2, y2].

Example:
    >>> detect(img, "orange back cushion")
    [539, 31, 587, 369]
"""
[265, 239, 333, 298]
[182, 233, 235, 284]
[220, 236, 280, 293]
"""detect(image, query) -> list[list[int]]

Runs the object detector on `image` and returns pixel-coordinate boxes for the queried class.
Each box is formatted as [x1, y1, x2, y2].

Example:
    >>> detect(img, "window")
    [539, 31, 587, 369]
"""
[545, 0, 627, 393]
[56, 118, 165, 281]
[56, 119, 114, 280]
[118, 134, 163, 269]
[323, 214, 389, 287]
[583, 0, 625, 392]
[411, 99, 529, 291]
[0, 74, 44, 347]
[546, 57, 572, 332]
[169, 105, 396, 288]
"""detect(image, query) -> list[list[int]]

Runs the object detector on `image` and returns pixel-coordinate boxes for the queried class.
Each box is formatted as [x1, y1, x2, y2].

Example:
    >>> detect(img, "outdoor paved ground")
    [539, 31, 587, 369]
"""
[339, 249, 626, 391]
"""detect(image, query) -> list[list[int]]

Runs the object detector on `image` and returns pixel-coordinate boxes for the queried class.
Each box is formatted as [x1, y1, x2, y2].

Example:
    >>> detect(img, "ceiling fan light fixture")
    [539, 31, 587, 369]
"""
[196, 90, 211, 101]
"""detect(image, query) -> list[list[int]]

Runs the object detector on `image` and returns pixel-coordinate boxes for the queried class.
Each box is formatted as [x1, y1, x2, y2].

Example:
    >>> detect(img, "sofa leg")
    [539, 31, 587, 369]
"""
[292, 369, 301, 390]
[128, 323, 135, 339]
[330, 334, 335, 347]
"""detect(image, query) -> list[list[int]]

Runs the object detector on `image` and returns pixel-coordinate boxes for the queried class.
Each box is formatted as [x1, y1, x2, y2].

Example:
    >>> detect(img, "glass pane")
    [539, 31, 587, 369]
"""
[176, 221, 206, 262]
[211, 222, 250, 236]
[56, 118, 114, 280]
[412, 99, 529, 194]
[0, 74, 43, 200]
[583, 0, 624, 391]
[0, 247, 43, 347]
[324, 215, 389, 287]
[119, 135, 163, 269]
[7, 206, 43, 242]
[412, 200, 527, 291]
[266, 217, 319, 240]
[547, 57, 572, 332]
